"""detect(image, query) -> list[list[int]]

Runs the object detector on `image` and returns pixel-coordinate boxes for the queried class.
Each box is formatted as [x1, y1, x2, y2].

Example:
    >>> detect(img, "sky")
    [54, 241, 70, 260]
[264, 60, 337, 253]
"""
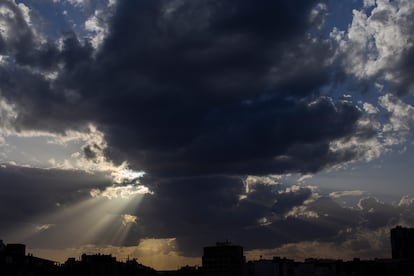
[1, 0, 414, 270]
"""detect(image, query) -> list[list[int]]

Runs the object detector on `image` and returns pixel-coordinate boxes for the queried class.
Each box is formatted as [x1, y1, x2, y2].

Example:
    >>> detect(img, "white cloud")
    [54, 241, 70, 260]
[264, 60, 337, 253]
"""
[357, 196, 382, 211]
[285, 205, 319, 219]
[0, 5, 15, 41]
[379, 93, 414, 146]
[83, 0, 117, 49]
[107, 0, 117, 8]
[297, 174, 313, 183]
[328, 93, 414, 168]
[0, 112, 146, 185]
[245, 175, 281, 186]
[90, 184, 153, 200]
[0, 97, 18, 131]
[244, 175, 282, 194]
[0, 0, 44, 45]
[363, 102, 379, 114]
[67, 0, 89, 8]
[364, 0, 376, 8]
[85, 10, 108, 49]
[17, 3, 31, 26]
[335, 0, 414, 84]
[329, 112, 384, 165]
[398, 195, 414, 207]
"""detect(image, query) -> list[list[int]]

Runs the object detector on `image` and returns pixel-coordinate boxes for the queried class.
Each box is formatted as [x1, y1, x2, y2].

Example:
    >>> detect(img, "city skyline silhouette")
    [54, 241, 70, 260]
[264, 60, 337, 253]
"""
[2, 226, 414, 275]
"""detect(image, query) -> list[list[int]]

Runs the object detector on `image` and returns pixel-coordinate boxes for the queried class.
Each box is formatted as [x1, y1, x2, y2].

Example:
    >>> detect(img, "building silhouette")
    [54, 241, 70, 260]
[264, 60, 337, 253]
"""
[391, 225, 414, 259]
[202, 241, 246, 276]
[61, 253, 157, 276]
[0, 240, 57, 276]
[247, 257, 295, 276]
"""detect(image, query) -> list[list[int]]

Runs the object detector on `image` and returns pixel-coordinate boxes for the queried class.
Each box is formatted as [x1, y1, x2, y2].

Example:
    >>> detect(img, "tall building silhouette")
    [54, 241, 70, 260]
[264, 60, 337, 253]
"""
[391, 225, 414, 259]
[202, 241, 246, 276]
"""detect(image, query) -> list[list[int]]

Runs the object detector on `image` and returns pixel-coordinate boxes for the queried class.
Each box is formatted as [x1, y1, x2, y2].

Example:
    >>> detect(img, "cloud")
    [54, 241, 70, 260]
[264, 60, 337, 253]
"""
[245, 226, 391, 261]
[328, 101, 384, 166]
[121, 214, 137, 226]
[0, 119, 146, 185]
[35, 224, 55, 232]
[5, 0, 411, 181]
[3, 164, 414, 261]
[84, 2, 115, 49]
[379, 93, 414, 146]
[398, 195, 414, 207]
[357, 197, 400, 229]
[90, 184, 152, 200]
[0, 0, 375, 180]
[329, 190, 366, 198]
[67, 0, 88, 7]
[334, 0, 414, 95]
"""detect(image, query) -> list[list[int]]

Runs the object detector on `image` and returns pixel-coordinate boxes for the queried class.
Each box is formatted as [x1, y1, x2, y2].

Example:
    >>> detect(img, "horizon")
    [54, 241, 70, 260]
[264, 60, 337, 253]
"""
[2, 226, 405, 270]
[1, 0, 414, 272]
[0, 226, 406, 271]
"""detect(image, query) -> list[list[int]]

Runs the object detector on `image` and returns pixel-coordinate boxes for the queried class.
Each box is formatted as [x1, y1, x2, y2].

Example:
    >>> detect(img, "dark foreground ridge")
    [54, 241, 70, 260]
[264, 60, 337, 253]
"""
[2, 226, 414, 276]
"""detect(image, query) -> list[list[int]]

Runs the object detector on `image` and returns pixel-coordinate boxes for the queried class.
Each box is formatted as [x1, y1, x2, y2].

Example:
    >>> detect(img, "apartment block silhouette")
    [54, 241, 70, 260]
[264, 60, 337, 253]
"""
[391, 226, 414, 259]
[202, 242, 246, 276]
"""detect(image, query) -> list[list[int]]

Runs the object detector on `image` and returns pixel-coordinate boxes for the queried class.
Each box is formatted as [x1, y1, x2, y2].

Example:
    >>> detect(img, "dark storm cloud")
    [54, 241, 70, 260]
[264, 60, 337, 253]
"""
[127, 177, 414, 257]
[74, 0, 368, 177]
[357, 197, 400, 229]
[2, 166, 414, 257]
[271, 187, 312, 215]
[0, 0, 375, 177]
[132, 177, 316, 255]
[0, 0, 394, 257]
[125, 179, 348, 256]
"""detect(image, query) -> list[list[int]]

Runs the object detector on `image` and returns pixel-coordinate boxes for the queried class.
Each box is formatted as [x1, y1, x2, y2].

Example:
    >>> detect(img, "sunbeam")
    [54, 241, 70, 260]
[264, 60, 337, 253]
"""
[4, 185, 149, 248]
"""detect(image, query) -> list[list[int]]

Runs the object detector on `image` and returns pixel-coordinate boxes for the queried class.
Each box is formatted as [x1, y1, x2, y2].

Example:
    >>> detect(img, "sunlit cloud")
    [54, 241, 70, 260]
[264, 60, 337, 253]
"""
[35, 224, 55, 232]
[245, 175, 282, 186]
[0, 97, 18, 132]
[243, 175, 282, 195]
[0, 108, 146, 185]
[329, 190, 367, 198]
[379, 93, 414, 146]
[110, 163, 145, 184]
[121, 214, 137, 226]
[285, 206, 319, 219]
[90, 184, 152, 200]
[297, 174, 313, 183]
[330, 109, 383, 165]
[333, 0, 414, 82]
[398, 195, 414, 207]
